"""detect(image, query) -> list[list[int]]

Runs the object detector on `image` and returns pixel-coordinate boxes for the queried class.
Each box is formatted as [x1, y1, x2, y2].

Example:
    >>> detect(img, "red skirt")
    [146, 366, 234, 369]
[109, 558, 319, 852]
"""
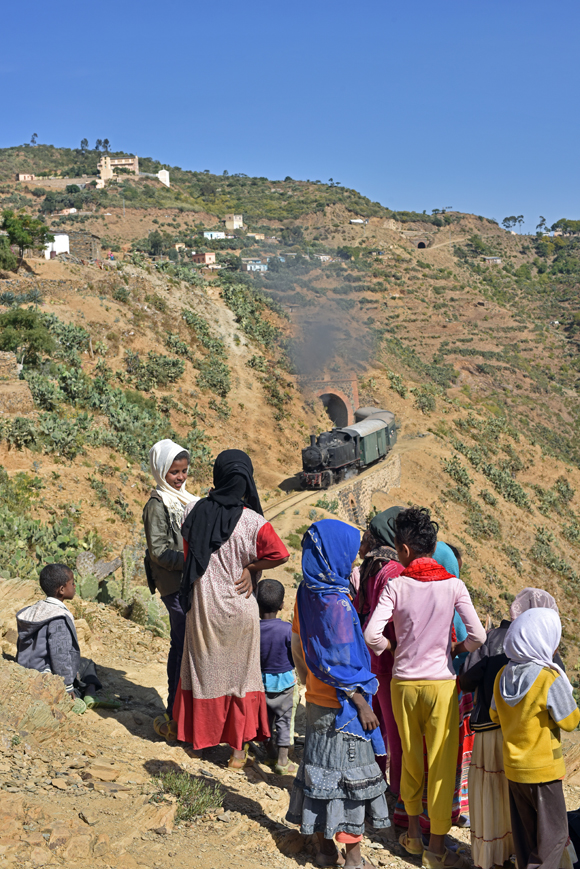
[173, 682, 270, 751]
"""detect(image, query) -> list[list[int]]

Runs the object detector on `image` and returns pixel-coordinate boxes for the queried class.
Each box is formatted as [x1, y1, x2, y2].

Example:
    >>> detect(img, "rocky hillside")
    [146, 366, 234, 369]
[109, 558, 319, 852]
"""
[0, 144, 579, 668]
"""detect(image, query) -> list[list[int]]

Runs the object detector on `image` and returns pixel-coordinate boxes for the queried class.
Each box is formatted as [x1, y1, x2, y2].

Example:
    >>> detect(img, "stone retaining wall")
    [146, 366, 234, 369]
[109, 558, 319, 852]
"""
[335, 453, 401, 526]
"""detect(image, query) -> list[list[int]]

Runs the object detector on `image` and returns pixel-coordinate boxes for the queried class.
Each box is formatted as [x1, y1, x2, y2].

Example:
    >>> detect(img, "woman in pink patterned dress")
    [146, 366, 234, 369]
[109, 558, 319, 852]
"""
[172, 450, 289, 767]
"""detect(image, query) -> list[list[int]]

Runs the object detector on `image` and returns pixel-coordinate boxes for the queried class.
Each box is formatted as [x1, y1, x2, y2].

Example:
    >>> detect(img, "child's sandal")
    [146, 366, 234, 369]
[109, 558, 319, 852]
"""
[228, 743, 250, 769]
[274, 760, 299, 775]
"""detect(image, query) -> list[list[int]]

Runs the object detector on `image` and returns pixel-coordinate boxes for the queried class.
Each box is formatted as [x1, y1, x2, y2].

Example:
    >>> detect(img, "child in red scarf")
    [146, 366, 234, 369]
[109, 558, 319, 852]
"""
[364, 507, 485, 869]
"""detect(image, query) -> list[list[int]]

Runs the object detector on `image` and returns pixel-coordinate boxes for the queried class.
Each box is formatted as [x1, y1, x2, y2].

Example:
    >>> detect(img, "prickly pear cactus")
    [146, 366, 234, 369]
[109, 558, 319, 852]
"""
[129, 586, 169, 638]
[77, 574, 99, 601]
[98, 578, 122, 605]
[121, 545, 137, 599]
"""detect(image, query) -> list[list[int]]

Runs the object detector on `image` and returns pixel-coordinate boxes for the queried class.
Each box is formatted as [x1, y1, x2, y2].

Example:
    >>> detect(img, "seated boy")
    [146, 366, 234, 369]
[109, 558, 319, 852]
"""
[16, 563, 117, 711]
[256, 579, 297, 774]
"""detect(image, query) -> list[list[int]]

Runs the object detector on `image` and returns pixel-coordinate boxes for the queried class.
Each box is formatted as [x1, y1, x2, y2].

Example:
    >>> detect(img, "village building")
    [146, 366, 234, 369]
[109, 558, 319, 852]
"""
[44, 234, 70, 259]
[313, 253, 332, 262]
[16, 173, 36, 182]
[246, 232, 265, 240]
[203, 231, 225, 240]
[174, 243, 185, 251]
[241, 258, 268, 273]
[224, 214, 244, 230]
[192, 252, 216, 265]
[97, 155, 139, 182]
[482, 256, 502, 265]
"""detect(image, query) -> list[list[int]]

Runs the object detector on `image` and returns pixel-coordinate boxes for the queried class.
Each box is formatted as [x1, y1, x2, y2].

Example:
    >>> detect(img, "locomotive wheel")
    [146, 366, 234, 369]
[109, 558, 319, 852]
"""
[322, 471, 332, 490]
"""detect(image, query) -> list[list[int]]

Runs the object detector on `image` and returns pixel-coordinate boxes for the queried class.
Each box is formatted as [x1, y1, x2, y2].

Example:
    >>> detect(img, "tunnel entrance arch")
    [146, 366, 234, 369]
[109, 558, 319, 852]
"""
[417, 241, 426, 249]
[319, 392, 349, 427]
[300, 375, 359, 427]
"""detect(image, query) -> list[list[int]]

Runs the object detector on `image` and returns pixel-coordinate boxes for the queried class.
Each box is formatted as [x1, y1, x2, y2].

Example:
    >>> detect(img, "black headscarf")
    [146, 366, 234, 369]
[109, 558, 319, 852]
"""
[180, 450, 263, 610]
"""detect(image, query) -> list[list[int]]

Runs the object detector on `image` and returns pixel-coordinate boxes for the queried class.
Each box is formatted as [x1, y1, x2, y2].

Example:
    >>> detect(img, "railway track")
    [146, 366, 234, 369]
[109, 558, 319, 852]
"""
[263, 489, 315, 522]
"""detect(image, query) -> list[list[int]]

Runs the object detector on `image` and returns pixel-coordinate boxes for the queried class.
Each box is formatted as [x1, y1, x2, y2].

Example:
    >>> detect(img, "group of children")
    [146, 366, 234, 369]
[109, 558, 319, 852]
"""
[273, 507, 578, 869]
[13, 487, 578, 869]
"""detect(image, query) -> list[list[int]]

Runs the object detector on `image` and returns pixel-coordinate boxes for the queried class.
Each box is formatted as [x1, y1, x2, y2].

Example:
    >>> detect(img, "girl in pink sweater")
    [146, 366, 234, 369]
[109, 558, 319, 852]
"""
[364, 507, 485, 869]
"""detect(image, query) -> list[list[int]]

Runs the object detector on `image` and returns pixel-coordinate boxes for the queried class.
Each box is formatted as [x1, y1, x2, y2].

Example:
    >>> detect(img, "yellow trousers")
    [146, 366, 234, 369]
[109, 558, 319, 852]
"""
[391, 678, 458, 836]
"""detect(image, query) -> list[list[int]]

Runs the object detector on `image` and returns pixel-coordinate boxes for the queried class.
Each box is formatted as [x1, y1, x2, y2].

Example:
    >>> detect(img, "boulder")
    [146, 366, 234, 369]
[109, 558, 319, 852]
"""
[0, 660, 73, 742]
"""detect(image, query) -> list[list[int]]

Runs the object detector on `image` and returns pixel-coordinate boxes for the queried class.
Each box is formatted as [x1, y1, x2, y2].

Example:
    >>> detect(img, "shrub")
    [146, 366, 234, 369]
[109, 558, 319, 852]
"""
[182, 309, 227, 358]
[465, 505, 501, 540]
[479, 489, 497, 506]
[287, 533, 302, 550]
[411, 386, 436, 414]
[196, 357, 231, 398]
[155, 770, 223, 822]
[441, 456, 473, 488]
[563, 522, 580, 547]
[529, 526, 578, 580]
[165, 331, 194, 360]
[145, 293, 167, 313]
[23, 371, 64, 411]
[221, 282, 280, 347]
[247, 354, 268, 372]
[504, 544, 523, 573]
[112, 286, 130, 303]
[314, 496, 339, 514]
[386, 369, 407, 398]
[125, 350, 185, 390]
[0, 308, 55, 363]
[0, 465, 106, 580]
[0, 237, 17, 271]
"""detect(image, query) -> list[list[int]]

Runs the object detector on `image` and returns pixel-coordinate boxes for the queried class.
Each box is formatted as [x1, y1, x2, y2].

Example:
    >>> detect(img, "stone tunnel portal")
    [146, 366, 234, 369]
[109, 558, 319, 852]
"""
[319, 392, 349, 428]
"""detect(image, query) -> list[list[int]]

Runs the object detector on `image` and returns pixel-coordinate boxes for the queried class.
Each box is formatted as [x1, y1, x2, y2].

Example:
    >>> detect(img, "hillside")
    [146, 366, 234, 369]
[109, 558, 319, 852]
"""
[0, 143, 580, 668]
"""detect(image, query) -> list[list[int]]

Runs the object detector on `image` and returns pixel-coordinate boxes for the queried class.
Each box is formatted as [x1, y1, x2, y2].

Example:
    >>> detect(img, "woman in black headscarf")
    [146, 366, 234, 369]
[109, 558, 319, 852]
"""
[172, 450, 289, 767]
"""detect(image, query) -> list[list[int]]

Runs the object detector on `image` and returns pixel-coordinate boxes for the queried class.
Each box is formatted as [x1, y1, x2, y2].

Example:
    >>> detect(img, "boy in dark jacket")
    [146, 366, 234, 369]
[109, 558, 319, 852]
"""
[16, 563, 114, 711]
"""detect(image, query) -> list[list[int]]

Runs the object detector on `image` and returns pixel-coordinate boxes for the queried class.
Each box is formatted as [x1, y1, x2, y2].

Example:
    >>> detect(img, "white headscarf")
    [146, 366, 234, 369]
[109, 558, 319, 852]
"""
[510, 587, 559, 620]
[500, 607, 572, 704]
[149, 439, 198, 528]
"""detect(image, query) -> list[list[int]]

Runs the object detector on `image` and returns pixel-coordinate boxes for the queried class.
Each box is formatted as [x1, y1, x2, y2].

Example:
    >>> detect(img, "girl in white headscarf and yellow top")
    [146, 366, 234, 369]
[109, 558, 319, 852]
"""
[143, 439, 199, 738]
[490, 605, 579, 869]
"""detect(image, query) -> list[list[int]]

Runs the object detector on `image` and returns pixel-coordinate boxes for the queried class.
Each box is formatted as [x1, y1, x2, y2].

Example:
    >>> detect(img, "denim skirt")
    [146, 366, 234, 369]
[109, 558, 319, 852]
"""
[286, 702, 390, 839]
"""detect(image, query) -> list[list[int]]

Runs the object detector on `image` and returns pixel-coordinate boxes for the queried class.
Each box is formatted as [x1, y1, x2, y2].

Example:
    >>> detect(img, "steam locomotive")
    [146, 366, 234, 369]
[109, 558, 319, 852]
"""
[300, 407, 397, 489]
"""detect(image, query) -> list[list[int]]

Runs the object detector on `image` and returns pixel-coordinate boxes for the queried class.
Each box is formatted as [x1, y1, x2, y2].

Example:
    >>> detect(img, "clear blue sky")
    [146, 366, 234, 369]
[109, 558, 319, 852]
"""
[3, 0, 579, 231]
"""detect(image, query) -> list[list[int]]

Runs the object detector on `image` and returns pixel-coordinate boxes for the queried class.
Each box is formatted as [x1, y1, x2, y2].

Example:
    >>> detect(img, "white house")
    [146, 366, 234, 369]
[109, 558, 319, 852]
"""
[44, 233, 70, 259]
[349, 218, 367, 225]
[203, 231, 226, 240]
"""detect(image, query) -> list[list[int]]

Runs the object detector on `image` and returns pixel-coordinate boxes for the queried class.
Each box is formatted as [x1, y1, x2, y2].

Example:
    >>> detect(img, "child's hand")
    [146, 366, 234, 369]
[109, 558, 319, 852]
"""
[351, 692, 380, 731]
[235, 567, 253, 598]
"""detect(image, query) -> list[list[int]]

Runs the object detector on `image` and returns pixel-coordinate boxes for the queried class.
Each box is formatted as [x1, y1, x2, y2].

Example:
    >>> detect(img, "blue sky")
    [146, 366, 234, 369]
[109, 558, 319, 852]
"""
[3, 0, 579, 231]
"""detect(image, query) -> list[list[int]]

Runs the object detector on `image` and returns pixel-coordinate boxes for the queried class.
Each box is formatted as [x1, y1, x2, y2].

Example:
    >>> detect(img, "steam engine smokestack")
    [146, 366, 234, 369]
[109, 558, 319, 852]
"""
[310, 435, 316, 447]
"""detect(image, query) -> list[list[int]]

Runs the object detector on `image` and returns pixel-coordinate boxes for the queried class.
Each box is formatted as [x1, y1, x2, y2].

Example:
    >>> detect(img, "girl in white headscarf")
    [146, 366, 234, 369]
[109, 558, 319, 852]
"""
[143, 439, 199, 740]
[491, 608, 579, 869]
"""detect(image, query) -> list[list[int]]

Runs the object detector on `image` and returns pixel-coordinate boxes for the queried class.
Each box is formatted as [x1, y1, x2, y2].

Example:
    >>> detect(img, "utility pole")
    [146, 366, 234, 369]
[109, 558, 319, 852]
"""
[123, 196, 125, 219]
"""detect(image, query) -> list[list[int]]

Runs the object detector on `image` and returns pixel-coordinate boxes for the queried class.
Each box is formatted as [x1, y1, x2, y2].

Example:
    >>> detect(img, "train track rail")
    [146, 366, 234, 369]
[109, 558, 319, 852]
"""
[263, 489, 314, 522]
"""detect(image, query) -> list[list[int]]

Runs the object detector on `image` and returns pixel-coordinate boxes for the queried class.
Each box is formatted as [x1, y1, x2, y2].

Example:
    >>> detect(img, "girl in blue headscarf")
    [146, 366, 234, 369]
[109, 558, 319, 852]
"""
[286, 520, 390, 868]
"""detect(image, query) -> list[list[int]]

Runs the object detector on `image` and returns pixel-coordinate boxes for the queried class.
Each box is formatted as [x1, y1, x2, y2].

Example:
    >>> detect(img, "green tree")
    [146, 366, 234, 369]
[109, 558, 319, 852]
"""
[148, 230, 164, 256]
[0, 237, 17, 272]
[0, 309, 55, 364]
[102, 138, 110, 152]
[502, 216, 517, 230]
[30, 133, 38, 145]
[80, 138, 89, 152]
[95, 139, 103, 151]
[65, 184, 81, 194]
[1, 210, 54, 271]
